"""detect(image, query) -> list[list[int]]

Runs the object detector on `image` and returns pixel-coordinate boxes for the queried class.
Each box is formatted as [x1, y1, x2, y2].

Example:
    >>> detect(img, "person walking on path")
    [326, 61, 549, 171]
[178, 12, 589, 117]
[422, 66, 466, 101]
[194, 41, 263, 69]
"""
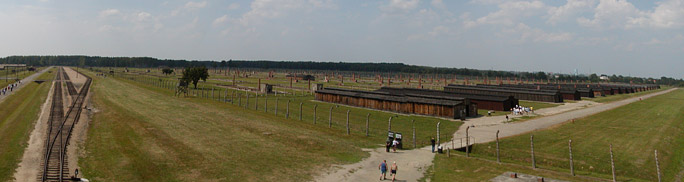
[431, 137, 436, 153]
[392, 138, 399, 152]
[385, 139, 391, 153]
[390, 161, 398, 182]
[378, 160, 387, 180]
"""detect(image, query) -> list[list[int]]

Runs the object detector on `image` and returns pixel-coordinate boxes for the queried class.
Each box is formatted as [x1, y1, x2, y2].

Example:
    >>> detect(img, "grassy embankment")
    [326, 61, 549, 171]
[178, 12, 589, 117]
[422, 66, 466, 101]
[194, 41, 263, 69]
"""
[0, 68, 53, 181]
[428, 88, 684, 181]
[586, 86, 667, 103]
[79, 69, 461, 181]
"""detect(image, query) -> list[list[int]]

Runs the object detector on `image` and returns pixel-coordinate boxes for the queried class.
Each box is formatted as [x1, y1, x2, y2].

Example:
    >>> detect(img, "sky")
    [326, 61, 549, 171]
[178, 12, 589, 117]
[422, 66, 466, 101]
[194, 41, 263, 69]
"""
[0, 0, 683, 78]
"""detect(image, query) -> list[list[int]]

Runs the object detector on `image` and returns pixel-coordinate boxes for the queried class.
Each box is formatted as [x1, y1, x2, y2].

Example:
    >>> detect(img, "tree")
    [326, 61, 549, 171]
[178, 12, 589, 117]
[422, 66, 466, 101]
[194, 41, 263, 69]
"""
[162, 68, 174, 75]
[589, 73, 599, 83]
[182, 66, 208, 89]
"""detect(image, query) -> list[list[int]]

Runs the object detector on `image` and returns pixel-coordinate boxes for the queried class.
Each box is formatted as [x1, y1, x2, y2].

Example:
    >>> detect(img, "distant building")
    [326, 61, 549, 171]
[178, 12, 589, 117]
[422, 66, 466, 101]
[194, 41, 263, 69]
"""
[286, 74, 315, 81]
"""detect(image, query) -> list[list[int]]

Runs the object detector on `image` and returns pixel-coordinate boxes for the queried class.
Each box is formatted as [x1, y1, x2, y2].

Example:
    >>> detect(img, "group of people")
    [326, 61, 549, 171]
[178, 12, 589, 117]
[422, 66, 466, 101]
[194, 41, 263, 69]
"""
[511, 105, 533, 115]
[378, 160, 398, 181]
[385, 138, 400, 153]
[1, 80, 21, 96]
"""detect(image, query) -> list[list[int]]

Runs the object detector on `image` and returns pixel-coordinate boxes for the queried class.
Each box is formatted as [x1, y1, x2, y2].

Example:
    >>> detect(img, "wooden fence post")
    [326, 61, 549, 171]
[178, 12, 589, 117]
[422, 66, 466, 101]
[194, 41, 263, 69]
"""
[610, 144, 616, 182]
[496, 130, 500, 163]
[346, 110, 350, 135]
[299, 103, 303, 121]
[655, 149, 661, 182]
[224, 89, 228, 102]
[466, 126, 470, 157]
[255, 94, 258, 110]
[212, 88, 214, 100]
[569, 140, 574, 176]
[238, 93, 242, 106]
[286, 100, 290, 119]
[366, 113, 370, 137]
[531, 135, 536, 168]
[313, 104, 318, 124]
[329, 106, 333, 128]
[231, 91, 234, 104]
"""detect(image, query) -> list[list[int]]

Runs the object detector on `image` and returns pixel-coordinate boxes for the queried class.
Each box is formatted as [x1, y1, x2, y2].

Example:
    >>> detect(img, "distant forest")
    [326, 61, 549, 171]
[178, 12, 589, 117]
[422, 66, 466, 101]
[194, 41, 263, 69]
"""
[2, 55, 682, 86]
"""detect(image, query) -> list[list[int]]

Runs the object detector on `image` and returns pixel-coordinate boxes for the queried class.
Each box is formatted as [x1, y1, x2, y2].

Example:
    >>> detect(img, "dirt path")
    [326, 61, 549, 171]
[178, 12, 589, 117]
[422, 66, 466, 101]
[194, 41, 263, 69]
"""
[0, 67, 52, 103]
[315, 88, 675, 182]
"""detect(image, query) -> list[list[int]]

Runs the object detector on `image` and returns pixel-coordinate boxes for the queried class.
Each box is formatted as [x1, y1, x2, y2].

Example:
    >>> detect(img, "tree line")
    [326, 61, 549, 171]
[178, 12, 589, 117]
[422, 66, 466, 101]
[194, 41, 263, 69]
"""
[2, 55, 681, 86]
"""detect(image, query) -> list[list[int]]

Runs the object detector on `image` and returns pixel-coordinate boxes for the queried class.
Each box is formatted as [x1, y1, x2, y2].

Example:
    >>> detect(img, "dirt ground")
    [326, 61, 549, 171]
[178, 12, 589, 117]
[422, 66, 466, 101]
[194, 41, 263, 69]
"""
[63, 67, 87, 93]
[12, 82, 54, 182]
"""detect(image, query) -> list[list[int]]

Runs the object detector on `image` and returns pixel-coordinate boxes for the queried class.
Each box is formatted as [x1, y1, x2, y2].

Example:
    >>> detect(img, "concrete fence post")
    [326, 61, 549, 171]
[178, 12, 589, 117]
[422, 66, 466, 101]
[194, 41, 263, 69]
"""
[531, 135, 536, 168]
[367, 114, 371, 137]
[245, 94, 249, 109]
[610, 144, 616, 182]
[466, 126, 470, 157]
[437, 122, 441, 147]
[412, 120, 416, 148]
[655, 150, 661, 182]
[263, 96, 268, 112]
[346, 110, 350, 135]
[569, 140, 574, 176]
[286, 100, 290, 119]
[388, 117, 393, 131]
[496, 130, 500, 163]
[329, 106, 333, 128]
[313, 105, 318, 124]
[299, 103, 303, 121]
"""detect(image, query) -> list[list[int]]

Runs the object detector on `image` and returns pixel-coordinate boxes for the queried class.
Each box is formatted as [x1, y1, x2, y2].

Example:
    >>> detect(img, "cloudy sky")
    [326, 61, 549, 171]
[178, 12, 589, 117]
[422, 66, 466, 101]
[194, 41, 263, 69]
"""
[1, 0, 683, 78]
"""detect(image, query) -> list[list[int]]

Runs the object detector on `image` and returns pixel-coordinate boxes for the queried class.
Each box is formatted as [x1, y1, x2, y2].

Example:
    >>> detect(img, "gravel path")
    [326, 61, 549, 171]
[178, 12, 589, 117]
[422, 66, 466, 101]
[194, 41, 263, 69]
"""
[0, 67, 52, 103]
[315, 88, 675, 182]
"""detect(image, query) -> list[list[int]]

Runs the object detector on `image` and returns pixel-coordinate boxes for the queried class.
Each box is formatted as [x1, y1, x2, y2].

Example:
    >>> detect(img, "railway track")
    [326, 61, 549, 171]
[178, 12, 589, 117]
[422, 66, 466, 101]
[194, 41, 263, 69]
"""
[40, 67, 92, 182]
[62, 69, 78, 98]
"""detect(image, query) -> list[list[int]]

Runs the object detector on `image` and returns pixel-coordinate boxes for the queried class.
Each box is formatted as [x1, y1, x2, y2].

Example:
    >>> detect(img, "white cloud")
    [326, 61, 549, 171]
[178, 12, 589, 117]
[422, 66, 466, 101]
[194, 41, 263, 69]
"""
[431, 0, 446, 9]
[228, 3, 240, 10]
[184, 1, 207, 10]
[577, 0, 643, 29]
[547, 0, 595, 25]
[136, 12, 152, 22]
[99, 9, 120, 18]
[463, 1, 547, 28]
[213, 15, 229, 26]
[503, 23, 572, 43]
[631, 0, 684, 28]
[382, 0, 420, 12]
[236, 0, 336, 26]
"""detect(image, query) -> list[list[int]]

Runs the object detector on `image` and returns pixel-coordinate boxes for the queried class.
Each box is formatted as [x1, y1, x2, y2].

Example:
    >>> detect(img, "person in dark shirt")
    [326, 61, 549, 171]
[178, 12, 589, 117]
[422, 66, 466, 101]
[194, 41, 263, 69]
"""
[431, 137, 436, 153]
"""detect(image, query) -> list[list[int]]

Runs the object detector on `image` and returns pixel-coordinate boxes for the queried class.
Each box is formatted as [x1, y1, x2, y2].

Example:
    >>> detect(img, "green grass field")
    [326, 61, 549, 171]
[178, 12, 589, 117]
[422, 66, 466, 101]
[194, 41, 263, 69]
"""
[79, 69, 461, 181]
[0, 69, 52, 181]
[424, 154, 607, 182]
[458, 89, 684, 181]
